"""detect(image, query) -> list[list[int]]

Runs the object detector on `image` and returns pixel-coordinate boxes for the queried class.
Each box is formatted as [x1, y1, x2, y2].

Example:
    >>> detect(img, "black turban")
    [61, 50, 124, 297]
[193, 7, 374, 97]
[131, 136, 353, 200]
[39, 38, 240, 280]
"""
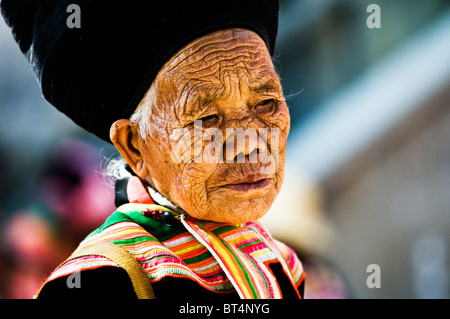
[1, 0, 279, 142]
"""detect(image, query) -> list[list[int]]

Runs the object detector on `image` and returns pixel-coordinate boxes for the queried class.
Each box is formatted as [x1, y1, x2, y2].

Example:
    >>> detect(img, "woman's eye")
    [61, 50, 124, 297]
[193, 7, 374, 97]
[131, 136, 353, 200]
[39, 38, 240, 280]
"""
[254, 99, 276, 115]
[194, 114, 220, 128]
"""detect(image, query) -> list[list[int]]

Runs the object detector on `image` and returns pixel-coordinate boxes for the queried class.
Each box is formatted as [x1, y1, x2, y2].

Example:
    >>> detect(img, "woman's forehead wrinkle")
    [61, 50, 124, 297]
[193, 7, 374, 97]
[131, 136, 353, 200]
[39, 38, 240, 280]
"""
[161, 36, 233, 75]
[176, 47, 256, 84]
[180, 84, 203, 116]
[199, 45, 257, 67]
[175, 78, 219, 117]
[163, 41, 206, 74]
[156, 29, 278, 122]
[164, 30, 267, 81]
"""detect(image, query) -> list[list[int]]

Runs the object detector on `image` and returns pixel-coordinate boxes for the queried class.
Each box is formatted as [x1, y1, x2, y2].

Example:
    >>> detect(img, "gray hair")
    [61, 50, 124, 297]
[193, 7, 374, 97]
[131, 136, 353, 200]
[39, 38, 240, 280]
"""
[106, 82, 157, 181]
[105, 156, 130, 181]
[129, 82, 157, 139]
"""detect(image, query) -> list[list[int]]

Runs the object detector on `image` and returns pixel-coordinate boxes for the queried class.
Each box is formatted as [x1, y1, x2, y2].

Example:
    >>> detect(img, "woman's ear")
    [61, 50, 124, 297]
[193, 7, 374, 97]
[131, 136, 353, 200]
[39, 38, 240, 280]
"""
[110, 119, 149, 178]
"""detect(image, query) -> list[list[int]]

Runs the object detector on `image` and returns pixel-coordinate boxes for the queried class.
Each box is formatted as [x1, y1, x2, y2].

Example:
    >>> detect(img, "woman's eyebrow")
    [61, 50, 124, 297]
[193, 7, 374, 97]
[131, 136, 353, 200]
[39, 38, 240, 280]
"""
[184, 91, 218, 115]
[250, 78, 280, 94]
[196, 92, 217, 106]
[183, 77, 281, 114]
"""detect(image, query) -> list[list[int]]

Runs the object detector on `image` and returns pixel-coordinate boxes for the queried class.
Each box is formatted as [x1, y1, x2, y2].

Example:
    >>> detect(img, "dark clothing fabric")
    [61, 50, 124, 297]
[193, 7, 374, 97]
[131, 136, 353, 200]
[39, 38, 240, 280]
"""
[38, 264, 304, 300]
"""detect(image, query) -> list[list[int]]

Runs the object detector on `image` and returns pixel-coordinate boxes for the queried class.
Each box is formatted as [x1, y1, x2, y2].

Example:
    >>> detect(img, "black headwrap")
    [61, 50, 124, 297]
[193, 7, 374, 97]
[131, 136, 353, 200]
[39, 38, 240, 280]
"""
[1, 0, 279, 142]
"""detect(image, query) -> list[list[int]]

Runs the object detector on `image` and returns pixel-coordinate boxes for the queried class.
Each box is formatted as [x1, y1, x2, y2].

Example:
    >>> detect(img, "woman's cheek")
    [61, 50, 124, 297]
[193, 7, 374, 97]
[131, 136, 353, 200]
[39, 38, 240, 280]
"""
[169, 128, 196, 164]
[269, 106, 290, 135]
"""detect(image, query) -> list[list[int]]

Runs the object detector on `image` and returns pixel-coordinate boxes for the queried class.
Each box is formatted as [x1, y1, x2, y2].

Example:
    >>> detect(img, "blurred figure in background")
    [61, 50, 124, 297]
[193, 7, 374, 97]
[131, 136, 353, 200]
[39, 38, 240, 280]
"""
[0, 138, 116, 298]
[261, 172, 350, 299]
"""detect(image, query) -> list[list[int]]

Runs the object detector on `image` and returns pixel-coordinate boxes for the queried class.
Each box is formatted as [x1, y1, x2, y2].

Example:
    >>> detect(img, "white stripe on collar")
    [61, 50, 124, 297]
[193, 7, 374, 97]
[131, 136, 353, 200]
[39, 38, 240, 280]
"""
[145, 184, 186, 215]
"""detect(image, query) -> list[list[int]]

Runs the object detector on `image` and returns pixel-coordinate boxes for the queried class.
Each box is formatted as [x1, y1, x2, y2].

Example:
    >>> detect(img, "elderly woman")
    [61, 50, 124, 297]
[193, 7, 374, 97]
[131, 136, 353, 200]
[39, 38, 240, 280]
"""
[2, 0, 304, 299]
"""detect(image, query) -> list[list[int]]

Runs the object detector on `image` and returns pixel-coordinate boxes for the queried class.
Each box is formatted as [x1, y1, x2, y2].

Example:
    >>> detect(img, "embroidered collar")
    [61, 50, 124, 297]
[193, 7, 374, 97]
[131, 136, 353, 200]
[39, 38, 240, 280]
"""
[113, 175, 301, 299]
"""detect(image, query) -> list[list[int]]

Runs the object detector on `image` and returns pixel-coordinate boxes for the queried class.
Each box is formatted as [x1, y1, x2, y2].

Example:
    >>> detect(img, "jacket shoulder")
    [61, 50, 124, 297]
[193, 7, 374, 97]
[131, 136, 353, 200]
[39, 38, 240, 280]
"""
[37, 266, 137, 299]
[274, 239, 305, 287]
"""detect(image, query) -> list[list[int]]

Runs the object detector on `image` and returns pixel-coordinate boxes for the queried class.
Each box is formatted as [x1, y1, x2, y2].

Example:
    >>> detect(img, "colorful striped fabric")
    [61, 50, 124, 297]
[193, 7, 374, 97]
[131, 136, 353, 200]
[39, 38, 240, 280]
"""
[181, 216, 301, 298]
[42, 203, 304, 298]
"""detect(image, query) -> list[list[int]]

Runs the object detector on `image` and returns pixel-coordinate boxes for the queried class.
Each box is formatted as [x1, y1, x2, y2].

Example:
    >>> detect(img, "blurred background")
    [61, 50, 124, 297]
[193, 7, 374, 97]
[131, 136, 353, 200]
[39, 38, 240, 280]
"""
[1, 0, 449, 298]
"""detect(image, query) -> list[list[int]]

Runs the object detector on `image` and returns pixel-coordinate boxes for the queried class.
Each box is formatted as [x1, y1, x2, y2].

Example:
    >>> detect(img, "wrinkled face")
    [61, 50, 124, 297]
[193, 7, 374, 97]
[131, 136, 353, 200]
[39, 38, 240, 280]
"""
[126, 28, 290, 224]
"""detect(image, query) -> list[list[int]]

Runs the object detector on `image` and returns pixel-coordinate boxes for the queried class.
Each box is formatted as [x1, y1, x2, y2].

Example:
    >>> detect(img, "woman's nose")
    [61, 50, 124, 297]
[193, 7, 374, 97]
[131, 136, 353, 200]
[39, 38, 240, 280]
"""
[224, 127, 267, 163]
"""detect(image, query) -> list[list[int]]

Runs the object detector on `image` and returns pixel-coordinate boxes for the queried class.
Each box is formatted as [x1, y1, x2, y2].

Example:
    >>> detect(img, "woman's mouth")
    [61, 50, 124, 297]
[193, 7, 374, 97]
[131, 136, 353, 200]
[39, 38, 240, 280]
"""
[223, 178, 272, 191]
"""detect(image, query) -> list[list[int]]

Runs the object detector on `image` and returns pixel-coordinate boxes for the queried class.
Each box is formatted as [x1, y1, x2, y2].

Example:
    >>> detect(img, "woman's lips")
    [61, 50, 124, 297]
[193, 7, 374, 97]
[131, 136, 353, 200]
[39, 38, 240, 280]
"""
[222, 178, 272, 191]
